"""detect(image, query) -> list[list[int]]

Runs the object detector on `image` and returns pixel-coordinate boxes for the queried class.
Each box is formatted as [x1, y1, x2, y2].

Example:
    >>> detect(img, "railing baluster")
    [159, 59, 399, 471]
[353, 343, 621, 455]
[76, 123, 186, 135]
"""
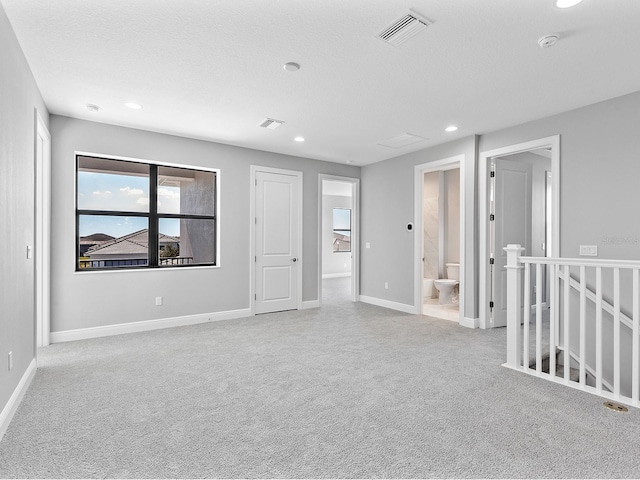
[579, 265, 586, 387]
[536, 263, 542, 373]
[523, 263, 531, 370]
[614, 267, 621, 397]
[633, 268, 639, 404]
[550, 263, 557, 378]
[563, 264, 570, 382]
[596, 266, 603, 393]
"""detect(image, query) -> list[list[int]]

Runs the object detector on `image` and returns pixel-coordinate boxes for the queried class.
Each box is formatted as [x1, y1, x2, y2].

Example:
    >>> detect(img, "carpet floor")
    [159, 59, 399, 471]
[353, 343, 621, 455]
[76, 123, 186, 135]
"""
[1, 278, 640, 478]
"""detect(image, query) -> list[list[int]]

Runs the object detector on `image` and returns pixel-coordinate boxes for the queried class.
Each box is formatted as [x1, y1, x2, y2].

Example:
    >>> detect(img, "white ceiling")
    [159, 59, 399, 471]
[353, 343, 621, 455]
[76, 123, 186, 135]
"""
[3, 0, 640, 166]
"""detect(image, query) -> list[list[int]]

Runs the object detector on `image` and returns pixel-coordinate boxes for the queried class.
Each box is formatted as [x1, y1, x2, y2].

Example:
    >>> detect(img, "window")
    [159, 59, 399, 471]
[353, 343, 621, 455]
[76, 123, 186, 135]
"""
[76, 155, 217, 270]
[332, 208, 351, 252]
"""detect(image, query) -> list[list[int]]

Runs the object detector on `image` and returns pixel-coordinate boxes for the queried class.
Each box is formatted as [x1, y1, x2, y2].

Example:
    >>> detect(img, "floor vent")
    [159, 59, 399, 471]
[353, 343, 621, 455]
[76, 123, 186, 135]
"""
[604, 401, 628, 412]
[258, 118, 285, 129]
[378, 10, 431, 46]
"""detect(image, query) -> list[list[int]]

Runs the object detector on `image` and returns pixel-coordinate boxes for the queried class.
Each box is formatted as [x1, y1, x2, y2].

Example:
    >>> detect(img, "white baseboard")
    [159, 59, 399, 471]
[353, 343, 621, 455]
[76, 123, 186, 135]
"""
[322, 273, 351, 279]
[359, 295, 415, 314]
[301, 300, 320, 309]
[0, 358, 37, 442]
[460, 316, 479, 329]
[50, 308, 252, 343]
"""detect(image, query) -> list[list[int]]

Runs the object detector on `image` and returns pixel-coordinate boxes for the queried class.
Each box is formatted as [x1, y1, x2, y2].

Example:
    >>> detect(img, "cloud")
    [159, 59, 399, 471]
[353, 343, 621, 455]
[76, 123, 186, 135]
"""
[120, 187, 144, 196]
[136, 197, 149, 206]
[158, 187, 179, 199]
[93, 190, 112, 197]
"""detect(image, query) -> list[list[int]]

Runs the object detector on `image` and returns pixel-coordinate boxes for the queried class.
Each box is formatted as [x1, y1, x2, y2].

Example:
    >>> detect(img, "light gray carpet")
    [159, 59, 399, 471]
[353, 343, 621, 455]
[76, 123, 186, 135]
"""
[1, 278, 640, 478]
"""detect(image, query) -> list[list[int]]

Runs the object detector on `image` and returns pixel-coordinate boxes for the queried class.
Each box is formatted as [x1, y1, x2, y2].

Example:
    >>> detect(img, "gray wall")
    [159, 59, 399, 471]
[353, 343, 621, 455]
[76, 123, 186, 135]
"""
[0, 6, 49, 412]
[360, 137, 478, 316]
[50, 115, 359, 333]
[480, 91, 640, 262]
[360, 90, 640, 323]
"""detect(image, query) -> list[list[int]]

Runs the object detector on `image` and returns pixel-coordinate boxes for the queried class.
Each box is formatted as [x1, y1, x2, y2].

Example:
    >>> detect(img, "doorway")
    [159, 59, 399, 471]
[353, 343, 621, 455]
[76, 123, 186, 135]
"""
[251, 166, 303, 314]
[319, 175, 359, 305]
[479, 136, 560, 329]
[414, 155, 466, 324]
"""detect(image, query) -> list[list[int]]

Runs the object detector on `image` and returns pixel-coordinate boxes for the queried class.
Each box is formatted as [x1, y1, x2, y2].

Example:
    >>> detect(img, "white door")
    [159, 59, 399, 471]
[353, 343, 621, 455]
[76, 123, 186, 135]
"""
[255, 170, 301, 314]
[492, 159, 532, 327]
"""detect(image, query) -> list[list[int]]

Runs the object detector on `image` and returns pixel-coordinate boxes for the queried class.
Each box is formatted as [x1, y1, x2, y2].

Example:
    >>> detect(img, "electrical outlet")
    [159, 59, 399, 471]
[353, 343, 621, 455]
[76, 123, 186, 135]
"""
[384, 282, 389, 289]
[8, 352, 12, 371]
[366, 242, 371, 249]
[579, 245, 598, 256]
[155, 296, 163, 306]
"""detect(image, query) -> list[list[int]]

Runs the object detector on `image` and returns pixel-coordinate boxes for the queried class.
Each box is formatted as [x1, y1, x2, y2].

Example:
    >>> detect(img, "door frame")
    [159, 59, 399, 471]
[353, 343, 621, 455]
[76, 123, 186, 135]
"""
[414, 154, 466, 323]
[478, 135, 560, 329]
[250, 165, 303, 315]
[318, 174, 360, 304]
[35, 109, 51, 348]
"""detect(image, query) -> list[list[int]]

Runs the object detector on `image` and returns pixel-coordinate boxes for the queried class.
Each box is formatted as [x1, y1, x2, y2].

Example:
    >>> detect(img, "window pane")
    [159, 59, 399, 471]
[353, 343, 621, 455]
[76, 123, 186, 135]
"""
[78, 215, 148, 269]
[333, 230, 351, 252]
[333, 208, 351, 230]
[160, 217, 215, 266]
[78, 156, 150, 212]
[158, 166, 215, 215]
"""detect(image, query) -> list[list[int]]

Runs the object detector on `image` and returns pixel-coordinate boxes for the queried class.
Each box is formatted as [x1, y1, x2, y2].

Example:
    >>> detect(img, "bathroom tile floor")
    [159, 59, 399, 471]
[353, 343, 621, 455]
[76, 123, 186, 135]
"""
[422, 298, 460, 322]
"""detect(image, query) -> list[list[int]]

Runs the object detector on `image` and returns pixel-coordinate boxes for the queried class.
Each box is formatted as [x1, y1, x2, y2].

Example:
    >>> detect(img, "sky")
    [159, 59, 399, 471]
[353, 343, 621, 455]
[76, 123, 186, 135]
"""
[78, 171, 181, 238]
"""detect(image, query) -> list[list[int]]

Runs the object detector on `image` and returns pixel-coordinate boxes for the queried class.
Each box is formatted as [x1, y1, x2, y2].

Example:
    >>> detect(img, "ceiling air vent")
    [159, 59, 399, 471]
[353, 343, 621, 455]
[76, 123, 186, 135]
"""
[378, 10, 431, 46]
[258, 118, 285, 130]
[378, 133, 427, 149]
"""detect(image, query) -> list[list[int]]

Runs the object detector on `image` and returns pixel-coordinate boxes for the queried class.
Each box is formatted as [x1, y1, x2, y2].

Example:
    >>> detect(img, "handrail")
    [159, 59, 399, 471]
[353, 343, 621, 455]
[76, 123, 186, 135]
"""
[522, 256, 640, 269]
[504, 244, 640, 408]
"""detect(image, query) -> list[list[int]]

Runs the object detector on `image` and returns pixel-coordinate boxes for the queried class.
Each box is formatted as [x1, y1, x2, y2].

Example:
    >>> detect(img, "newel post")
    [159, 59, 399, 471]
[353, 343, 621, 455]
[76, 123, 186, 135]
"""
[504, 244, 524, 369]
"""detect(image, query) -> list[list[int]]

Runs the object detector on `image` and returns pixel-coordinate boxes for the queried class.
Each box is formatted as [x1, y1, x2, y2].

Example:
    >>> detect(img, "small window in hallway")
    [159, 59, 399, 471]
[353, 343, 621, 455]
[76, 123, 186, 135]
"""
[332, 208, 351, 252]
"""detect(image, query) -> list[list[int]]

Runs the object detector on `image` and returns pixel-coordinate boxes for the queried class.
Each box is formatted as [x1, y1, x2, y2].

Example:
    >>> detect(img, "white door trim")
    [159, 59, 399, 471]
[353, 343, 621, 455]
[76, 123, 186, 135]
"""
[35, 110, 51, 348]
[318, 174, 360, 305]
[479, 135, 560, 329]
[414, 154, 466, 324]
[250, 165, 303, 315]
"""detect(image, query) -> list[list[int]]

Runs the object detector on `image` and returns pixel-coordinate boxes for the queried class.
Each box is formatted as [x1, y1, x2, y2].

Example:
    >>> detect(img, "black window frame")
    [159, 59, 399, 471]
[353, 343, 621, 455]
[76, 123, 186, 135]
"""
[332, 207, 352, 253]
[76, 154, 217, 271]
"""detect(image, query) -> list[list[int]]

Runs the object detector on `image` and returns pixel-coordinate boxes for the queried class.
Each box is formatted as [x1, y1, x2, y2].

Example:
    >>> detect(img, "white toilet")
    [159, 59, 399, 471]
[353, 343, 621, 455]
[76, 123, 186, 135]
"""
[434, 263, 460, 305]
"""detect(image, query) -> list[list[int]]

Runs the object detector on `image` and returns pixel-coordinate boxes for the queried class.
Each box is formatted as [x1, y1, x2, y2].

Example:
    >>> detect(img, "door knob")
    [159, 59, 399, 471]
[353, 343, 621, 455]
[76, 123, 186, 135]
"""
[292, 257, 298, 262]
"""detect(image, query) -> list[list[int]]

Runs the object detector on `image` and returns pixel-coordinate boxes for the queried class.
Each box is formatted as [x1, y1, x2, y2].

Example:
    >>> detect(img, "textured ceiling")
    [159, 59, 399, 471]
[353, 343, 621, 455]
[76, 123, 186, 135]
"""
[3, 0, 640, 165]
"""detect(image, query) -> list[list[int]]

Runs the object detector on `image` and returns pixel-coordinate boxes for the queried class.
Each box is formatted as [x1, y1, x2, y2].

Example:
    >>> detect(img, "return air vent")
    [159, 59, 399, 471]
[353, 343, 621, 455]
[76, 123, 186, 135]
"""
[378, 10, 431, 46]
[378, 133, 427, 149]
[258, 118, 285, 129]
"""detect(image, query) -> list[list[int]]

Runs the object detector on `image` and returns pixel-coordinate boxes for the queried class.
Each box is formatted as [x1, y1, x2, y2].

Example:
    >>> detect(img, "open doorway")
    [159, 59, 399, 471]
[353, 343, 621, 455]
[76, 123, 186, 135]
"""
[319, 175, 359, 305]
[479, 136, 560, 329]
[414, 155, 466, 324]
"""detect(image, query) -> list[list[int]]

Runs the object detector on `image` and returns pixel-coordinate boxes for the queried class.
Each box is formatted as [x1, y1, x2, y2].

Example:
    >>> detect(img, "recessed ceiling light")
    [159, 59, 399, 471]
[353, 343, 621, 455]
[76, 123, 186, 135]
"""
[556, 0, 584, 8]
[125, 102, 143, 110]
[294, 136, 305, 142]
[86, 104, 100, 112]
[445, 125, 458, 132]
[284, 62, 301, 72]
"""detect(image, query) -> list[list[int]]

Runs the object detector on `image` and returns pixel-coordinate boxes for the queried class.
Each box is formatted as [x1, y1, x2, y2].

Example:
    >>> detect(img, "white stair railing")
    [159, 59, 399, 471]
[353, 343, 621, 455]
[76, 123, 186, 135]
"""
[504, 244, 640, 408]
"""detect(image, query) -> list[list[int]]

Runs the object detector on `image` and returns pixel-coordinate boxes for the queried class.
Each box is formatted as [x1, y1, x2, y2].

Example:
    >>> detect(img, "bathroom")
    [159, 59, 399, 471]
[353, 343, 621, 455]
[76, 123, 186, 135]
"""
[422, 167, 460, 322]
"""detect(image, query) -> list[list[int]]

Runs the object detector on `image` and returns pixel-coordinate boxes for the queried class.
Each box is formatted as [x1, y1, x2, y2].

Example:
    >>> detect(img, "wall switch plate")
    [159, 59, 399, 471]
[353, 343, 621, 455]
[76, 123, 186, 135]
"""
[155, 296, 163, 306]
[579, 245, 598, 256]
[384, 282, 389, 289]
[366, 242, 371, 249]
[27, 245, 32, 259]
